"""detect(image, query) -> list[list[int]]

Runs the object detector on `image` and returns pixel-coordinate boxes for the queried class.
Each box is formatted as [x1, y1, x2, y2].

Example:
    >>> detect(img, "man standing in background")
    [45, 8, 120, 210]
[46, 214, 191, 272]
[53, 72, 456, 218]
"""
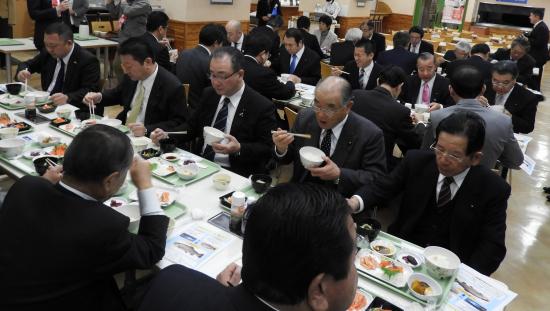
[60, 0, 88, 34]
[526, 8, 549, 91]
[27, 0, 63, 50]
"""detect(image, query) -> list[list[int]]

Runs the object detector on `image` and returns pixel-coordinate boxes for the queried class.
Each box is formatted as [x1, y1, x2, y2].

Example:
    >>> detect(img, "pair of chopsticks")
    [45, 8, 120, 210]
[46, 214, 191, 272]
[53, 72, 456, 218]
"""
[24, 67, 28, 92]
[330, 65, 350, 75]
[45, 158, 58, 168]
[164, 131, 187, 135]
[271, 130, 311, 139]
[88, 99, 95, 120]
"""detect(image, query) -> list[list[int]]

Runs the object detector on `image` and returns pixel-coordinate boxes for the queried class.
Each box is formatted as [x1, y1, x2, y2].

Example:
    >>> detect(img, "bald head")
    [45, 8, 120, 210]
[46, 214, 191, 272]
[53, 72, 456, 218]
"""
[225, 20, 243, 44]
[315, 76, 352, 107]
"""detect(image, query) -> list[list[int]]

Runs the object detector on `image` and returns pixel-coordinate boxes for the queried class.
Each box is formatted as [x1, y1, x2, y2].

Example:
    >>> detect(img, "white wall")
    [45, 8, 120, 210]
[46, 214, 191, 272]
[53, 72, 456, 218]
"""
[158, 0, 251, 22]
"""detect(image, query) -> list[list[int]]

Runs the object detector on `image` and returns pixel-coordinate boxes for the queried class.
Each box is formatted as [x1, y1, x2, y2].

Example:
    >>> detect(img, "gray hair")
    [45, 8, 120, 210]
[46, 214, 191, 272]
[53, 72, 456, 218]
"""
[511, 37, 530, 52]
[315, 76, 353, 106]
[226, 20, 242, 32]
[345, 28, 363, 43]
[455, 40, 472, 53]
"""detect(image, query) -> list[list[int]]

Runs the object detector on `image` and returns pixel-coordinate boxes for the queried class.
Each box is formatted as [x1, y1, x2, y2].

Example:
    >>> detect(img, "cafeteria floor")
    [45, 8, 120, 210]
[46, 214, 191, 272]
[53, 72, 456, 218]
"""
[1, 52, 549, 310]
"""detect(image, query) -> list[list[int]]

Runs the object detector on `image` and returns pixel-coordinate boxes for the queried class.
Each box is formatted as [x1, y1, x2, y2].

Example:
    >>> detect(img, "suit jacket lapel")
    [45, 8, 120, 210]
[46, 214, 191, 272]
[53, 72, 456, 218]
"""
[143, 73, 162, 125]
[64, 45, 80, 90]
[504, 85, 520, 113]
[411, 76, 421, 104]
[230, 88, 248, 135]
[331, 115, 355, 166]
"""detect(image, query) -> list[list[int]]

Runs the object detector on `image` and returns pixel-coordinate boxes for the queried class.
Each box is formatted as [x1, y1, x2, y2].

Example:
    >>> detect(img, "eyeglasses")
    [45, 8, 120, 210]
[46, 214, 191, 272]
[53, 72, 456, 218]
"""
[430, 143, 464, 163]
[312, 104, 343, 116]
[491, 79, 514, 87]
[208, 71, 238, 81]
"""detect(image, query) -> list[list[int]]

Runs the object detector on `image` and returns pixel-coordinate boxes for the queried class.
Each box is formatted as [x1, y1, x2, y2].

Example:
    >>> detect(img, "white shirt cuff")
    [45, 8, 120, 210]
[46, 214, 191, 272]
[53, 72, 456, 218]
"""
[352, 195, 364, 214]
[138, 187, 164, 216]
[275, 146, 287, 158]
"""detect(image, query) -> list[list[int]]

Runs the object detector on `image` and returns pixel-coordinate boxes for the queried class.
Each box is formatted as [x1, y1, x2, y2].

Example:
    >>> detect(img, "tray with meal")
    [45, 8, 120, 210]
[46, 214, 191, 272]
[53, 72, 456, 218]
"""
[218, 185, 261, 212]
[0, 92, 52, 110]
[0, 137, 67, 176]
[143, 151, 221, 187]
[0, 113, 33, 134]
[346, 288, 404, 311]
[355, 232, 459, 307]
[49, 117, 130, 137]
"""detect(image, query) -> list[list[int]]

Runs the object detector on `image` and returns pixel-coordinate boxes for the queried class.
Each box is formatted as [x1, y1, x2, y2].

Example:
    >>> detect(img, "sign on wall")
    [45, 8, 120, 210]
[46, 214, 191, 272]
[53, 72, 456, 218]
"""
[496, 0, 528, 4]
[442, 0, 467, 25]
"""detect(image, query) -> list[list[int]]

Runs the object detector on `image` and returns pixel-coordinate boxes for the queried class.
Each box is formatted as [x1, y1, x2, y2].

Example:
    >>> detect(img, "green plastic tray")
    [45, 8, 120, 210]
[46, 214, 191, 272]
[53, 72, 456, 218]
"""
[149, 155, 221, 187]
[114, 183, 187, 221]
[49, 122, 129, 137]
[357, 231, 456, 307]
[0, 38, 24, 46]
[0, 142, 52, 176]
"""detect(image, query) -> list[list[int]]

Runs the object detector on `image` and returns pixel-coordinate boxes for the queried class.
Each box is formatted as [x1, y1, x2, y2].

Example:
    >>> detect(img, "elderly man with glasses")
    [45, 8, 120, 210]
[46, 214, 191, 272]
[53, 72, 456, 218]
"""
[422, 65, 523, 171]
[272, 76, 386, 197]
[348, 111, 511, 276]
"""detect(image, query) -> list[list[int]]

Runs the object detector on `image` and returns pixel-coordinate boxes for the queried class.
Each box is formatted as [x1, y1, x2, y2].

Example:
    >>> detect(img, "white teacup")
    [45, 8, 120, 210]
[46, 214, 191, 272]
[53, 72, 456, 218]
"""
[213, 173, 231, 191]
[23, 94, 36, 105]
[415, 103, 430, 113]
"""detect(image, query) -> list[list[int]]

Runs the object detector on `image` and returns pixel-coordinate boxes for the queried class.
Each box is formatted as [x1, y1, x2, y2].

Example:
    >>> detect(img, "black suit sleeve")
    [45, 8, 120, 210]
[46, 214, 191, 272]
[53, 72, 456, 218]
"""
[529, 25, 550, 50]
[66, 54, 100, 106]
[100, 79, 126, 107]
[465, 182, 510, 275]
[27, 0, 58, 21]
[16, 49, 49, 79]
[96, 215, 169, 274]
[145, 79, 189, 133]
[395, 109, 421, 151]
[511, 95, 538, 134]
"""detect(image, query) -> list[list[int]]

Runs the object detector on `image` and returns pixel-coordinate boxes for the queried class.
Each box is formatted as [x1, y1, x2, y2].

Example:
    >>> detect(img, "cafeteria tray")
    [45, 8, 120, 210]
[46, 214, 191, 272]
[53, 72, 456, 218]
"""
[0, 142, 49, 176]
[356, 231, 456, 308]
[149, 153, 221, 187]
[0, 38, 24, 46]
[218, 185, 262, 212]
[49, 122, 129, 137]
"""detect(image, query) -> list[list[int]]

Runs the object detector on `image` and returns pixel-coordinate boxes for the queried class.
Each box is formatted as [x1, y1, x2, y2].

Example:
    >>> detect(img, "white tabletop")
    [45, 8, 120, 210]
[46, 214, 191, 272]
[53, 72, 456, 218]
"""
[0, 37, 118, 53]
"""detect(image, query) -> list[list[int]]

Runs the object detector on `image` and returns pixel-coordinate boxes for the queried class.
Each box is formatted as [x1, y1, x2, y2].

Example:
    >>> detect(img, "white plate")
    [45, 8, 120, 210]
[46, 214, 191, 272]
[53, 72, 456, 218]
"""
[396, 250, 424, 269]
[161, 152, 181, 162]
[104, 197, 127, 208]
[58, 123, 78, 133]
[23, 149, 45, 159]
[346, 289, 373, 311]
[370, 239, 397, 257]
[153, 162, 177, 177]
[127, 189, 176, 207]
[355, 249, 413, 288]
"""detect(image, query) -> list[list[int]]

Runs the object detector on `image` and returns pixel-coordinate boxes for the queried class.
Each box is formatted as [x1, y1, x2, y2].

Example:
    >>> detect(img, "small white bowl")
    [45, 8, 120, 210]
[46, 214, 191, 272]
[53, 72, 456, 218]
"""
[81, 118, 98, 128]
[37, 133, 61, 147]
[98, 118, 122, 127]
[203, 126, 225, 145]
[0, 127, 19, 139]
[28, 91, 49, 103]
[0, 138, 26, 158]
[56, 108, 72, 119]
[407, 273, 443, 301]
[370, 239, 397, 257]
[212, 173, 231, 190]
[396, 250, 424, 269]
[299, 146, 325, 168]
[161, 153, 180, 162]
[414, 103, 430, 113]
[114, 203, 141, 232]
[423, 246, 460, 279]
[131, 137, 149, 153]
[176, 162, 199, 180]
[301, 93, 314, 106]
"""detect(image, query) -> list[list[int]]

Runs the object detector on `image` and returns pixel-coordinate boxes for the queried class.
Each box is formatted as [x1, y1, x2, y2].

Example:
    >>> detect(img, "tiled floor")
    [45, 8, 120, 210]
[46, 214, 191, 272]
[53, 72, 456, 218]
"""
[1, 53, 549, 310]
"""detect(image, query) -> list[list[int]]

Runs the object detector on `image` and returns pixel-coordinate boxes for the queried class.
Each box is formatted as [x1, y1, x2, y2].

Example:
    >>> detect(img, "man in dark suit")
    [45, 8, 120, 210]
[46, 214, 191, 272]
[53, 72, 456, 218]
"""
[152, 47, 277, 177]
[273, 76, 386, 197]
[176, 24, 225, 112]
[400, 53, 454, 110]
[27, 0, 63, 50]
[256, 0, 281, 27]
[440, 40, 471, 74]
[84, 38, 188, 137]
[446, 43, 492, 91]
[350, 111, 510, 276]
[139, 183, 358, 311]
[526, 8, 549, 90]
[408, 26, 434, 55]
[242, 32, 295, 100]
[0, 125, 169, 310]
[140, 11, 171, 72]
[352, 66, 421, 170]
[296, 15, 325, 59]
[332, 39, 382, 91]
[330, 28, 362, 66]
[225, 20, 245, 51]
[491, 37, 536, 90]
[360, 20, 386, 60]
[484, 60, 539, 134]
[423, 65, 523, 171]
[249, 16, 283, 65]
[377, 31, 417, 75]
[16, 22, 99, 110]
[275, 28, 321, 85]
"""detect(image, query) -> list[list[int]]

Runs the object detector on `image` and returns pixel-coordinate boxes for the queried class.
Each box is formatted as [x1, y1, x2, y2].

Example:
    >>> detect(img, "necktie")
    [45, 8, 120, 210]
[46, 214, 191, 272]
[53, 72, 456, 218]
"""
[289, 54, 297, 74]
[320, 128, 332, 157]
[359, 68, 366, 89]
[126, 81, 145, 125]
[437, 176, 454, 208]
[51, 60, 65, 95]
[203, 97, 231, 161]
[422, 82, 430, 104]
[496, 94, 505, 106]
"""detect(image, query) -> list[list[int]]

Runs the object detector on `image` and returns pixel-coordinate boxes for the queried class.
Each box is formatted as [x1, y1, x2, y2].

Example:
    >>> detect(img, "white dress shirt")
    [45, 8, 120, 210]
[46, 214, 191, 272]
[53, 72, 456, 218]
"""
[415, 74, 436, 107]
[436, 168, 470, 201]
[59, 181, 164, 216]
[320, 114, 348, 156]
[289, 45, 305, 70]
[47, 43, 75, 93]
[410, 43, 420, 54]
[127, 64, 158, 123]
[198, 44, 212, 56]
[203, 83, 246, 168]
[234, 33, 244, 51]
[495, 86, 514, 106]
[359, 61, 374, 89]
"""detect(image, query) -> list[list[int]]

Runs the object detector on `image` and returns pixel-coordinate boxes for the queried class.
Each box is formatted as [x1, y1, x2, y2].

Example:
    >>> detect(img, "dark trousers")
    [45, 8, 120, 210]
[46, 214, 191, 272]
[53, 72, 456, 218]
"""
[535, 63, 545, 91]
[0, 18, 12, 67]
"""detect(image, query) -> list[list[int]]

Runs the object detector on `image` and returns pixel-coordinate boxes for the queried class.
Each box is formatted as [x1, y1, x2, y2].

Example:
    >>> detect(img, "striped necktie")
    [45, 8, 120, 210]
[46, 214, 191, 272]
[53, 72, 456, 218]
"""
[437, 176, 454, 207]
